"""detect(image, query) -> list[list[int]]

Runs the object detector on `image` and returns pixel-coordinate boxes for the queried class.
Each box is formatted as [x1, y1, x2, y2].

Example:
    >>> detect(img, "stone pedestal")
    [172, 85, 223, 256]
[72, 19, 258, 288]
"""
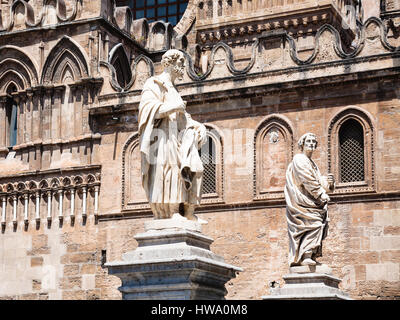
[105, 214, 242, 300]
[262, 265, 352, 300]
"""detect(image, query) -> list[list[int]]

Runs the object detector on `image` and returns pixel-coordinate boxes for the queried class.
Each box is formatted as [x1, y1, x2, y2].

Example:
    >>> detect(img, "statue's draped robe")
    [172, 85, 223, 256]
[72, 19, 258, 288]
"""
[138, 76, 204, 218]
[284, 153, 330, 266]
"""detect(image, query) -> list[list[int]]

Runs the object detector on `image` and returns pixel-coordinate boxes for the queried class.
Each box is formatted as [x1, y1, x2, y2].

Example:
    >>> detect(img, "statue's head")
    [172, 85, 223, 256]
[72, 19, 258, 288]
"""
[298, 132, 318, 153]
[161, 49, 185, 80]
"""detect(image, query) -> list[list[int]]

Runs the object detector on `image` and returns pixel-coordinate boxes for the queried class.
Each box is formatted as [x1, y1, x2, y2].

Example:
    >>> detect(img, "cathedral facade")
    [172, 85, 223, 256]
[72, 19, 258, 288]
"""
[0, 0, 399, 299]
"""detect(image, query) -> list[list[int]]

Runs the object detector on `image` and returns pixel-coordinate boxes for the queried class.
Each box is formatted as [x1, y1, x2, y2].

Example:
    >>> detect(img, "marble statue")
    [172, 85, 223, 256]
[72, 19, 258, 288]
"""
[284, 133, 335, 267]
[138, 49, 207, 221]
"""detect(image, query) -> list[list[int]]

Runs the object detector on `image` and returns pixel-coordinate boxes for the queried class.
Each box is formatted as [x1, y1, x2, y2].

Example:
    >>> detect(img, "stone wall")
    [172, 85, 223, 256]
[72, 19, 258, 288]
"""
[3, 197, 398, 300]
[0, 0, 399, 300]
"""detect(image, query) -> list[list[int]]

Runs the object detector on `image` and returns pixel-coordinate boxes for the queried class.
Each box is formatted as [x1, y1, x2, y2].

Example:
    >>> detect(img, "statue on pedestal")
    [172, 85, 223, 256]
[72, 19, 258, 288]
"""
[284, 133, 335, 267]
[138, 49, 207, 222]
[107, 56, 241, 299]
[264, 133, 351, 299]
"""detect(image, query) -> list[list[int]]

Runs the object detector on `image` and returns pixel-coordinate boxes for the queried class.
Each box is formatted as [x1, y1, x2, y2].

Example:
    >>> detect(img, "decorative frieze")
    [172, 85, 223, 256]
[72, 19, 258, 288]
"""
[253, 115, 294, 201]
[0, 166, 101, 229]
[195, 0, 359, 44]
[198, 13, 331, 44]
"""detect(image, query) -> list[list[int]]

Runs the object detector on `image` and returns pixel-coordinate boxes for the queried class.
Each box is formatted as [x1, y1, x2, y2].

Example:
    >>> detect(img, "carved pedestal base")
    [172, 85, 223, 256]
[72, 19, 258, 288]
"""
[105, 214, 242, 300]
[262, 265, 352, 300]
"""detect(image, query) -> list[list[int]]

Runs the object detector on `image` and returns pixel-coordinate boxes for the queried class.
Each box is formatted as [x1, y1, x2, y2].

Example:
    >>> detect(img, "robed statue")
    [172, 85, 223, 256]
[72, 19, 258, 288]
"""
[284, 133, 335, 266]
[138, 49, 207, 221]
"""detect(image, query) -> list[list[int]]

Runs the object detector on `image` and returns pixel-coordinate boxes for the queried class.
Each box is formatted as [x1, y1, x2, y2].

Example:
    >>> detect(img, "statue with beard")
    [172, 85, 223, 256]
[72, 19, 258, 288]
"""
[138, 49, 207, 222]
[284, 133, 335, 267]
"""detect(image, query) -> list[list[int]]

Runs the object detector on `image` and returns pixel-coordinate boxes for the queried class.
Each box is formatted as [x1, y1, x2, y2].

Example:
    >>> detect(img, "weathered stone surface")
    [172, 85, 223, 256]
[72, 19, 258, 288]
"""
[106, 216, 242, 300]
[262, 272, 352, 300]
[0, 0, 399, 301]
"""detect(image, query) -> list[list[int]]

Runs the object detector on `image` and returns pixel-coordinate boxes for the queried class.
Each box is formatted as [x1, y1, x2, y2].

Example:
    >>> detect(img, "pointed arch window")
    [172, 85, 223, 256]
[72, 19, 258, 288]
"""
[6, 84, 18, 147]
[109, 45, 132, 89]
[199, 135, 217, 195]
[198, 126, 224, 203]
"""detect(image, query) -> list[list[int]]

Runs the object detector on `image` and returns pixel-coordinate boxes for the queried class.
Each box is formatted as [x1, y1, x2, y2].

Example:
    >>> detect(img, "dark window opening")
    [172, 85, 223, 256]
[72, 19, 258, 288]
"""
[199, 136, 216, 194]
[110, 45, 133, 88]
[113, 58, 129, 88]
[339, 119, 365, 183]
[6, 85, 18, 148]
[116, 0, 188, 25]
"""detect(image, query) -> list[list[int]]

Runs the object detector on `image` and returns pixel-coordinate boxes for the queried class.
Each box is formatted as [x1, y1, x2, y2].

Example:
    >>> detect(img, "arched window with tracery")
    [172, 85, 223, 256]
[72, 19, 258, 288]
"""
[198, 126, 224, 203]
[6, 84, 18, 147]
[339, 118, 365, 183]
[328, 107, 375, 194]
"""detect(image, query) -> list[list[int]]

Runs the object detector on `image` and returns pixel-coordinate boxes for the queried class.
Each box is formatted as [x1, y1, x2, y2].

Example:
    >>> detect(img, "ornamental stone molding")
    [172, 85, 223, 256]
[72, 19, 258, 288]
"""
[327, 106, 376, 195]
[99, 16, 400, 93]
[0, 165, 101, 228]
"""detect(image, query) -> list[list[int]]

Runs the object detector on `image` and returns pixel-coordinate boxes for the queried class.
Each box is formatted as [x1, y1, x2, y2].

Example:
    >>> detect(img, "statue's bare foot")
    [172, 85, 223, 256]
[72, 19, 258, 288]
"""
[301, 258, 317, 266]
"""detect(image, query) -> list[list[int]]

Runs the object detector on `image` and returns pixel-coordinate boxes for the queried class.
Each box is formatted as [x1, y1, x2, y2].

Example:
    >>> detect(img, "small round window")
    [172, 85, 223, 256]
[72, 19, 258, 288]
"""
[117, 0, 188, 26]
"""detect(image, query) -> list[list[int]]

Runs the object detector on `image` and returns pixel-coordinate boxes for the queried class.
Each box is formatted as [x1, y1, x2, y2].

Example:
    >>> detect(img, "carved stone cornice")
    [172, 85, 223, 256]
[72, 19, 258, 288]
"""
[195, 0, 353, 43]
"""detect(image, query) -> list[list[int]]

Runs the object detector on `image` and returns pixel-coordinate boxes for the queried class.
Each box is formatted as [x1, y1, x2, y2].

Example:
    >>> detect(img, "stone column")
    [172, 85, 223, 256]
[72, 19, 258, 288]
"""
[23, 192, 29, 223]
[35, 191, 40, 223]
[46, 190, 52, 222]
[81, 85, 91, 135]
[97, 31, 102, 75]
[0, 96, 8, 159]
[81, 185, 87, 217]
[71, 85, 82, 137]
[42, 88, 53, 141]
[53, 88, 63, 166]
[20, 93, 31, 165]
[41, 88, 53, 169]
[232, 0, 238, 15]
[196, 1, 202, 22]
[104, 34, 109, 60]
[39, 41, 45, 70]
[242, 0, 248, 12]
[12, 194, 17, 224]
[93, 185, 99, 217]
[0, 96, 7, 147]
[210, 0, 216, 21]
[31, 91, 41, 142]
[58, 188, 64, 221]
[26, 90, 33, 144]
[61, 85, 74, 140]
[52, 87, 63, 140]
[15, 94, 23, 146]
[1, 195, 6, 225]
[70, 187, 75, 219]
